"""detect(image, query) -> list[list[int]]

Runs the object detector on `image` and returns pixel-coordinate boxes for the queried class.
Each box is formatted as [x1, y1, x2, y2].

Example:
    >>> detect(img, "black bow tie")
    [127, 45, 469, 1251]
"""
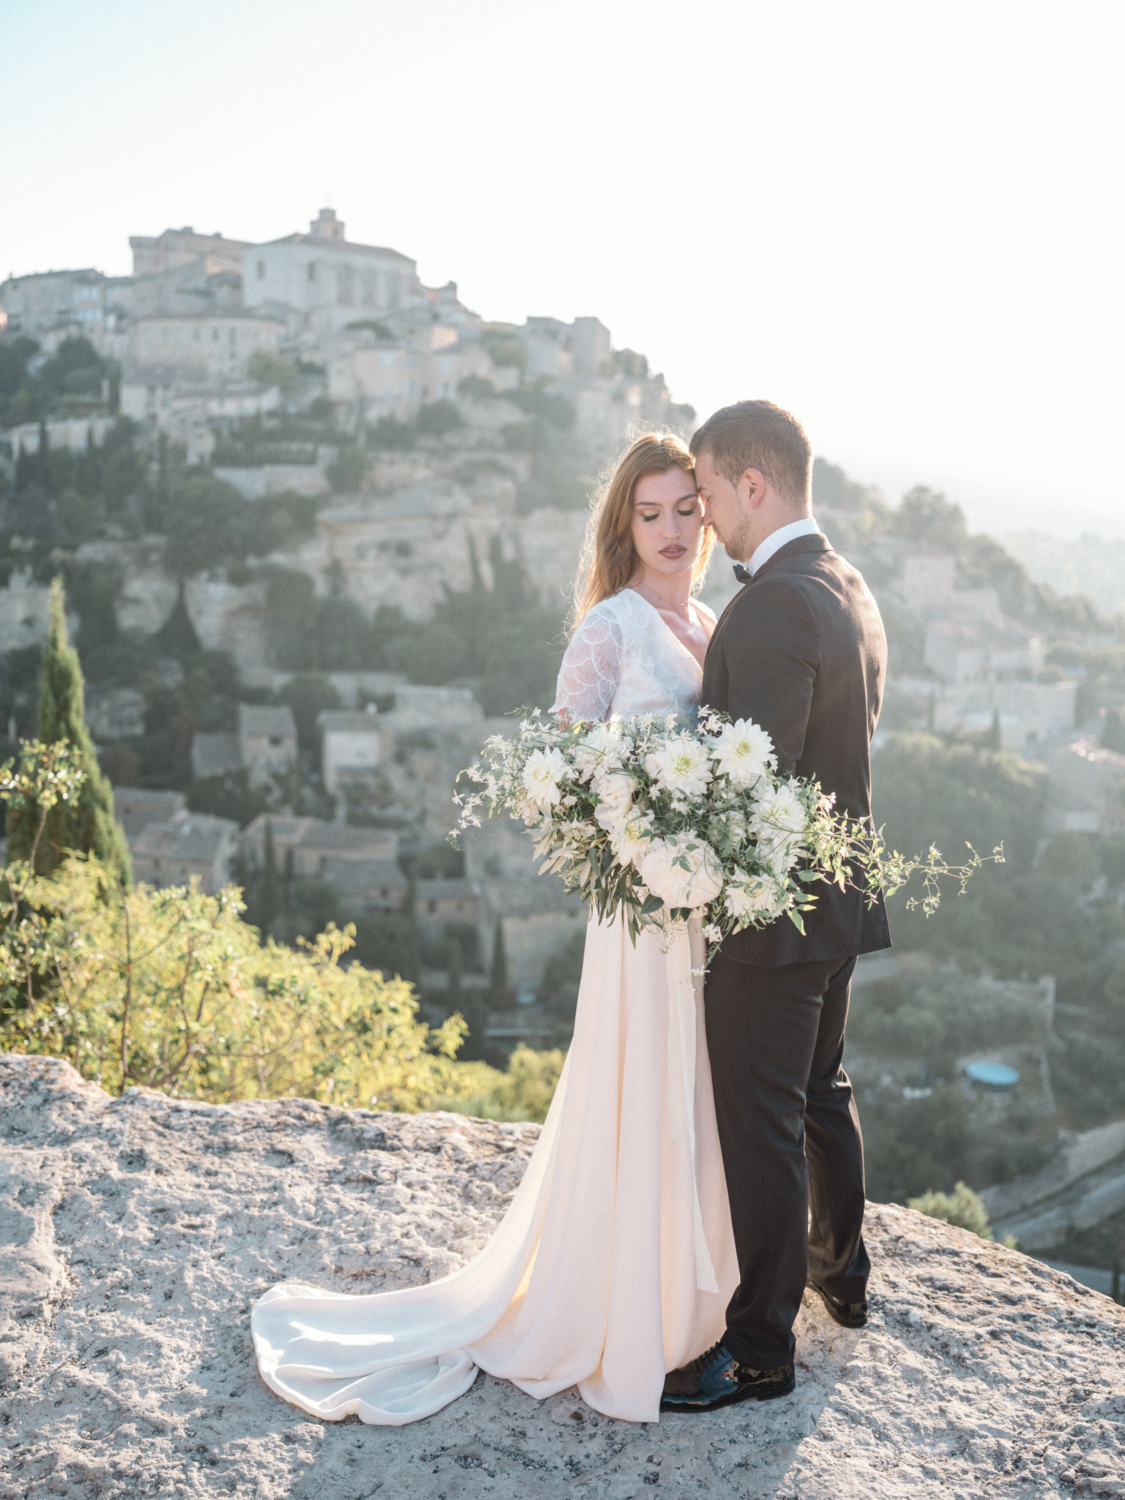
[733, 563, 752, 584]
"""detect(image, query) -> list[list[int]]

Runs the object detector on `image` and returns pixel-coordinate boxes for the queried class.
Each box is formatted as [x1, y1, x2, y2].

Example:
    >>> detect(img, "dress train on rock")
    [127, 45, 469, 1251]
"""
[251, 914, 738, 1425]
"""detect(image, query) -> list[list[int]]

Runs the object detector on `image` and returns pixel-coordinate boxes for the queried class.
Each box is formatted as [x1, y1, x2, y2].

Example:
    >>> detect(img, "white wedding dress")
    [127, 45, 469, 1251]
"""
[251, 587, 739, 1425]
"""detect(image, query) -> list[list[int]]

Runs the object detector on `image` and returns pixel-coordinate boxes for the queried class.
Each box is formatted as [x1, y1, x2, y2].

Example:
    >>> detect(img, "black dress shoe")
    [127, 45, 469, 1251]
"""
[807, 1280, 868, 1328]
[660, 1342, 795, 1413]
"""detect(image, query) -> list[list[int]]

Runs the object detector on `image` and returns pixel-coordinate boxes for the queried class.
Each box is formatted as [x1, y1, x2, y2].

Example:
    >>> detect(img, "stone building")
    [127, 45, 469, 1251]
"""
[112, 787, 186, 840]
[319, 854, 407, 914]
[239, 815, 397, 878]
[318, 709, 385, 797]
[127, 311, 282, 383]
[0, 268, 130, 355]
[129, 227, 249, 279]
[130, 812, 239, 893]
[415, 877, 479, 943]
[242, 209, 427, 337]
[236, 704, 298, 787]
[1046, 738, 1125, 836]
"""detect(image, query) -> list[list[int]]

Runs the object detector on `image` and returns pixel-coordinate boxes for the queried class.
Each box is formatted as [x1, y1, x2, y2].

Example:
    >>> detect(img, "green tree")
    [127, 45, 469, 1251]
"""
[489, 916, 513, 1010]
[259, 819, 282, 936]
[6, 579, 131, 883]
[455, 938, 490, 1062]
[368, 414, 415, 450]
[277, 673, 344, 754]
[890, 486, 967, 549]
[163, 475, 255, 576]
[415, 400, 465, 437]
[247, 349, 298, 393]
[326, 445, 369, 492]
[908, 1181, 1008, 1243]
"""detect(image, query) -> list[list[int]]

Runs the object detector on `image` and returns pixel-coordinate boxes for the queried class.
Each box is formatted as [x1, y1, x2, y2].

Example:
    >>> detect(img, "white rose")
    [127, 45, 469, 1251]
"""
[637, 833, 724, 909]
[711, 718, 777, 787]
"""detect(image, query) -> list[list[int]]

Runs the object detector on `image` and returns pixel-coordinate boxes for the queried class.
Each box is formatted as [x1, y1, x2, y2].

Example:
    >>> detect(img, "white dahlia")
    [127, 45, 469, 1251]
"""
[644, 733, 713, 801]
[572, 720, 624, 782]
[710, 718, 776, 787]
[750, 781, 807, 873]
[521, 747, 568, 812]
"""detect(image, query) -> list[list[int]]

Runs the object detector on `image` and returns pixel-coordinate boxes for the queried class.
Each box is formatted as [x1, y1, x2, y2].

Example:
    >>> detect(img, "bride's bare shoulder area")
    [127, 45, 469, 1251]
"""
[693, 599, 718, 632]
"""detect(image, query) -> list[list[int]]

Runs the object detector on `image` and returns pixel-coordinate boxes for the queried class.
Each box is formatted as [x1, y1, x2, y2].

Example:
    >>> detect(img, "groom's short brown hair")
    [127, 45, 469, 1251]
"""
[690, 400, 812, 505]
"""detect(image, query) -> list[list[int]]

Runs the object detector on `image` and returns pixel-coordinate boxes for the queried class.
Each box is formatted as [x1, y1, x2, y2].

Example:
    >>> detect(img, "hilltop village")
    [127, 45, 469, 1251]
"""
[3, 210, 1125, 1257]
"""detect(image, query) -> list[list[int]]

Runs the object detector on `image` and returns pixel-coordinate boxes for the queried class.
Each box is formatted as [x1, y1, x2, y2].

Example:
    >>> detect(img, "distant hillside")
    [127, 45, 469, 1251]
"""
[1003, 531, 1125, 619]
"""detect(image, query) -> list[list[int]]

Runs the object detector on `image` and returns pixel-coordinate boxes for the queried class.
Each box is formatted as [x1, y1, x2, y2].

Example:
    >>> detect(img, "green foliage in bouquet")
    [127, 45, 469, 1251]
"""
[455, 708, 1001, 958]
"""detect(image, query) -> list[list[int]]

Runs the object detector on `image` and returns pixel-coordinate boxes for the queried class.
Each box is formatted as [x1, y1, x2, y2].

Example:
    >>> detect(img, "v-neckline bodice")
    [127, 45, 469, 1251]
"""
[623, 588, 707, 676]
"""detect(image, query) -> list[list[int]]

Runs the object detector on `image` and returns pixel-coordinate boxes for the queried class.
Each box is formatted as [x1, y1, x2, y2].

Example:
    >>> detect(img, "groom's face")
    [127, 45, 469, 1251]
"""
[695, 452, 755, 562]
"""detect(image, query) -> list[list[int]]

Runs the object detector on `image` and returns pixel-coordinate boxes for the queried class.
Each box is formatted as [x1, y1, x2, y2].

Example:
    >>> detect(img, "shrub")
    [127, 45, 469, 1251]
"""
[907, 1181, 1015, 1246]
[431, 1044, 565, 1124]
[480, 328, 526, 370]
[368, 414, 415, 450]
[326, 445, 369, 493]
[247, 350, 298, 393]
[0, 852, 477, 1109]
[457, 375, 498, 403]
[416, 400, 465, 437]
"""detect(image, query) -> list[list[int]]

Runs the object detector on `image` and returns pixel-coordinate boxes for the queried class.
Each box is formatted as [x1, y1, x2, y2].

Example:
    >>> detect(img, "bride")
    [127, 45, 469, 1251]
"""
[251, 432, 739, 1425]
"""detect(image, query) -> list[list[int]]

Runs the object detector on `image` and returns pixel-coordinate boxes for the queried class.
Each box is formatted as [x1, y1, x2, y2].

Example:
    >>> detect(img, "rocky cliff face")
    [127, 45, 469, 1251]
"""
[2, 1053, 1124, 1499]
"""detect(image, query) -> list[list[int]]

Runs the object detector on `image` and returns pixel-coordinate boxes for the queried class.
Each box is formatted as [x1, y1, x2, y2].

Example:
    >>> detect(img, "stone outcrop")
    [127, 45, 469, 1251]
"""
[2, 1053, 1125, 1499]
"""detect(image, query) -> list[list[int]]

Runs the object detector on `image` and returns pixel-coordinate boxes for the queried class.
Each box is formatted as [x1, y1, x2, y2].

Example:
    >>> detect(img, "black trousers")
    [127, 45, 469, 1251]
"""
[704, 951, 870, 1369]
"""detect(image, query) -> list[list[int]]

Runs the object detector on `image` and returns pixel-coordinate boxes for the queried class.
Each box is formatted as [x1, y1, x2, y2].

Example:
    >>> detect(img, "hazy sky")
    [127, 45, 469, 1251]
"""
[2, 0, 1123, 535]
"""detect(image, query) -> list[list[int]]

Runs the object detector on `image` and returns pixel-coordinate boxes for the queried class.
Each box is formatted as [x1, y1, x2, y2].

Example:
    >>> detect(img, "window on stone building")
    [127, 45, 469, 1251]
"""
[307, 263, 317, 283]
[337, 264, 356, 306]
[257, 260, 266, 280]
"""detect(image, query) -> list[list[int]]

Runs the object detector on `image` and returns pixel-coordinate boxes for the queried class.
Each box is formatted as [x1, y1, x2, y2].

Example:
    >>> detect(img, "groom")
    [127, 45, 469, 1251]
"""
[662, 400, 891, 1413]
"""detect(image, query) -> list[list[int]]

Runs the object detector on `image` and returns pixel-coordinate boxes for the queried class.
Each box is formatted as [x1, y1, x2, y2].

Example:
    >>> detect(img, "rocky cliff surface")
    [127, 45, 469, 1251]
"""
[2, 1053, 1124, 1499]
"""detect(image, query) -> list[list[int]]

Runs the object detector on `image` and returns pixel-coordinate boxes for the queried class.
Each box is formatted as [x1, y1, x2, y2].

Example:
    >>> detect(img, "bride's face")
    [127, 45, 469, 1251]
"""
[630, 468, 704, 584]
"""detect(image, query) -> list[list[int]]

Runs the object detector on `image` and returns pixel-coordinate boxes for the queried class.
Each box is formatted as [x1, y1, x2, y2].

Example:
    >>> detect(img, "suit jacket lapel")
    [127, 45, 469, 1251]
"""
[748, 532, 832, 585]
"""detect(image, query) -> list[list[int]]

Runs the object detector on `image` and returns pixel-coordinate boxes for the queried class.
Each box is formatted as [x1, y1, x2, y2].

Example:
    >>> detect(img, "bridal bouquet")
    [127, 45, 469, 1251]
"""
[454, 708, 898, 953]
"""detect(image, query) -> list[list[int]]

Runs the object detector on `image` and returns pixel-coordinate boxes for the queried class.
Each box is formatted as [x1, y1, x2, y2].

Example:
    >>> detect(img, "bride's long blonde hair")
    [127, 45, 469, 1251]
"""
[569, 431, 715, 633]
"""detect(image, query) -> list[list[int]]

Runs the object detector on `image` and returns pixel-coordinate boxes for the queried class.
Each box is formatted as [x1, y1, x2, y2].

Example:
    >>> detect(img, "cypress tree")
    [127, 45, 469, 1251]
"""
[6, 577, 131, 882]
[453, 938, 489, 1063]
[259, 819, 282, 936]
[489, 916, 513, 1010]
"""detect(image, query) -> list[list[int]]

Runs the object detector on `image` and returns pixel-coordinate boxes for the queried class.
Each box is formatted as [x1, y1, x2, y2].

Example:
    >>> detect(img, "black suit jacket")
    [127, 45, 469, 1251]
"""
[701, 532, 892, 966]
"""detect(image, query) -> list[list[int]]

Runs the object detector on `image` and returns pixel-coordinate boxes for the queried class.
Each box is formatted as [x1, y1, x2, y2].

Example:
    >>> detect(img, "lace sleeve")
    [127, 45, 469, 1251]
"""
[552, 608, 623, 722]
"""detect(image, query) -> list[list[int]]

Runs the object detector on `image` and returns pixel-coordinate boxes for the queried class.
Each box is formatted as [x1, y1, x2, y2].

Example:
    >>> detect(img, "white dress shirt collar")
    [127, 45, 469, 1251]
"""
[747, 515, 821, 577]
